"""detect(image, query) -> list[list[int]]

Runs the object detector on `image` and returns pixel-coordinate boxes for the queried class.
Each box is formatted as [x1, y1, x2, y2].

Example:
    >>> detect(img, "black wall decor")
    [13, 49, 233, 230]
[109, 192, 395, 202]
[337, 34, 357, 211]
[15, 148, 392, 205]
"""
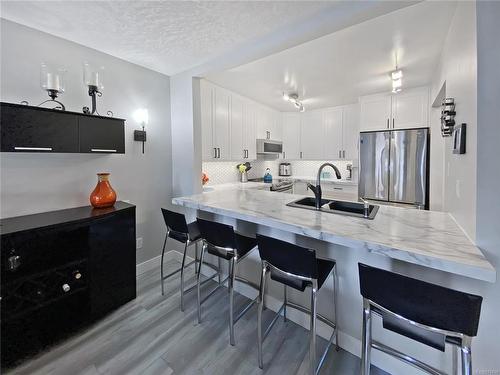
[0, 202, 136, 368]
[441, 98, 456, 137]
[0, 102, 125, 154]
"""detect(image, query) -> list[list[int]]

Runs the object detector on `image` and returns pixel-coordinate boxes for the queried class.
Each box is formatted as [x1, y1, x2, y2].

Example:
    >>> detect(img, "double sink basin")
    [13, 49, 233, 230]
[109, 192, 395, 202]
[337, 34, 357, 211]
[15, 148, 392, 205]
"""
[287, 197, 379, 220]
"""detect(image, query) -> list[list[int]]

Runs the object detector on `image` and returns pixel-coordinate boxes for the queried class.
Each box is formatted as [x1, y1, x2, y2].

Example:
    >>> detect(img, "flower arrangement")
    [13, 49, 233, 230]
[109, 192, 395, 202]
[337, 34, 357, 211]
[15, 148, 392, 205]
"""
[202, 172, 209, 185]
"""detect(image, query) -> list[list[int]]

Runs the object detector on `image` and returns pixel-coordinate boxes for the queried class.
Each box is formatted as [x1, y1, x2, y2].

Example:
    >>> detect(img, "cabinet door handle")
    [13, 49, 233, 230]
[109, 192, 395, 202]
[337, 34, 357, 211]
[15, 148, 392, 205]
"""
[218, 148, 221, 158]
[339, 150, 341, 158]
[91, 149, 117, 153]
[300, 151, 303, 159]
[214, 148, 217, 158]
[14, 147, 52, 151]
[343, 150, 345, 158]
[283, 152, 286, 159]
[266, 131, 270, 140]
[387, 119, 389, 129]
[392, 118, 395, 128]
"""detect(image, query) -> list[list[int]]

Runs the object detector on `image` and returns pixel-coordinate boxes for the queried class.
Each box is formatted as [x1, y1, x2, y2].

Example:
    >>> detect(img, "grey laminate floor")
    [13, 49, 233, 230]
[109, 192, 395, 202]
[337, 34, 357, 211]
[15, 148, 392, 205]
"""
[8, 260, 388, 375]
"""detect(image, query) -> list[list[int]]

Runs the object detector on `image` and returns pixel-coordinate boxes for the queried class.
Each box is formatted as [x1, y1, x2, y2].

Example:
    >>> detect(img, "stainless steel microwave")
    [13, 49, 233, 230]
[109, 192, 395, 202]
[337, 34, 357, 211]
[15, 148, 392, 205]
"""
[256, 139, 283, 154]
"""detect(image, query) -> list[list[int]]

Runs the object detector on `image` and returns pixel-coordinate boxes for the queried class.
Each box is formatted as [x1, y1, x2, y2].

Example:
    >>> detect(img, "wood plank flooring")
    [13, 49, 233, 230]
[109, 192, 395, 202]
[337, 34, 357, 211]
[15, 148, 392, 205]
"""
[7, 260, 388, 375]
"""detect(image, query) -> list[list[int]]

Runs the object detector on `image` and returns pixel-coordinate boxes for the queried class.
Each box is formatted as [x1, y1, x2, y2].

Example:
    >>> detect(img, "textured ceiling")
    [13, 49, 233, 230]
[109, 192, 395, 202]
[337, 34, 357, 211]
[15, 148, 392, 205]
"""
[206, 1, 456, 111]
[0, 1, 337, 76]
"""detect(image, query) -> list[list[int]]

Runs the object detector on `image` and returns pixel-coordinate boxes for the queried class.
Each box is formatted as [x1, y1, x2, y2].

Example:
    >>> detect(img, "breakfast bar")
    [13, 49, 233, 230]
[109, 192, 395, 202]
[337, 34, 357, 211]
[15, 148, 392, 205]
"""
[173, 182, 495, 283]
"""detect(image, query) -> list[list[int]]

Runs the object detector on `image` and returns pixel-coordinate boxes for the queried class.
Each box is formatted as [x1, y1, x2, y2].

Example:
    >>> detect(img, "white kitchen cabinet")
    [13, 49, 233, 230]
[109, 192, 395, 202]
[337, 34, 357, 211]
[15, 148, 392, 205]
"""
[230, 94, 244, 160]
[342, 103, 360, 160]
[214, 86, 231, 160]
[360, 87, 429, 131]
[300, 110, 324, 159]
[200, 80, 215, 161]
[324, 107, 343, 160]
[242, 100, 257, 160]
[281, 113, 301, 159]
[391, 87, 429, 129]
[359, 93, 392, 131]
[256, 105, 281, 141]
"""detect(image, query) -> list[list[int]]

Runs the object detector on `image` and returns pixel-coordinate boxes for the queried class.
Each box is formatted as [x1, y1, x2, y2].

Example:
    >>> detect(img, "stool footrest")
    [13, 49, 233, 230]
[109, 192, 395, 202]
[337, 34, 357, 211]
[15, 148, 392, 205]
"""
[264, 302, 286, 341]
[234, 296, 258, 325]
[372, 340, 446, 375]
[200, 276, 229, 305]
[285, 301, 337, 330]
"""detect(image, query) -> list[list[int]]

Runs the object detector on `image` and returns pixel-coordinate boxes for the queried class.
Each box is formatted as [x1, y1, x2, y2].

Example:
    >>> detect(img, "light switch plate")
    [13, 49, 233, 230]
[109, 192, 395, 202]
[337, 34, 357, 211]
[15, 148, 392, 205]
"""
[136, 237, 143, 250]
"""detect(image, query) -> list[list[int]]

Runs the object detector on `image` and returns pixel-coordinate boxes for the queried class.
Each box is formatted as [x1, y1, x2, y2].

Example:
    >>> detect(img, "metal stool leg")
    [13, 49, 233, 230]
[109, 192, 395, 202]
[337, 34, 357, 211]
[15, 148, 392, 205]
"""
[197, 242, 206, 324]
[361, 299, 372, 375]
[283, 285, 288, 322]
[258, 262, 267, 369]
[461, 337, 472, 375]
[229, 255, 237, 346]
[333, 265, 339, 350]
[218, 257, 222, 285]
[310, 280, 318, 375]
[160, 232, 168, 296]
[180, 241, 188, 311]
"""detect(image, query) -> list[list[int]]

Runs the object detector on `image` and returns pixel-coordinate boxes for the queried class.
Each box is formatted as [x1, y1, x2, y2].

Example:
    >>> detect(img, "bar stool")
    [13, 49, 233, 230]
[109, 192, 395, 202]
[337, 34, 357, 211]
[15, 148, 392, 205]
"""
[196, 218, 259, 346]
[358, 263, 483, 375]
[256, 235, 338, 375]
[160, 209, 221, 311]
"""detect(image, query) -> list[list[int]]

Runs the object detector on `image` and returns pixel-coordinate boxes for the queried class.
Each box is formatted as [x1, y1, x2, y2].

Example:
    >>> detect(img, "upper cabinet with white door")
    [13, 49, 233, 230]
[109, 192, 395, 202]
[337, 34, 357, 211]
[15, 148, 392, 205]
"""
[359, 86, 429, 131]
[359, 93, 392, 131]
[281, 112, 301, 159]
[256, 105, 282, 141]
[200, 79, 277, 161]
[300, 110, 324, 159]
[200, 80, 231, 161]
[391, 86, 429, 129]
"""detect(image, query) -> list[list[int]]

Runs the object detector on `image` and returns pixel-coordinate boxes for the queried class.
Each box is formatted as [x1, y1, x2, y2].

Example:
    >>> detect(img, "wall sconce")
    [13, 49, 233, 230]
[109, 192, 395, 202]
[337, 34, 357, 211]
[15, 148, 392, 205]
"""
[133, 108, 148, 154]
[83, 62, 104, 115]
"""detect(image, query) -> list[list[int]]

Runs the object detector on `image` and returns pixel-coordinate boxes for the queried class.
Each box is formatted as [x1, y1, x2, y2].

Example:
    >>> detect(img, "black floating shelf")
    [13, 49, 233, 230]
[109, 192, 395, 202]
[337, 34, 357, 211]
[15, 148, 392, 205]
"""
[0, 102, 126, 154]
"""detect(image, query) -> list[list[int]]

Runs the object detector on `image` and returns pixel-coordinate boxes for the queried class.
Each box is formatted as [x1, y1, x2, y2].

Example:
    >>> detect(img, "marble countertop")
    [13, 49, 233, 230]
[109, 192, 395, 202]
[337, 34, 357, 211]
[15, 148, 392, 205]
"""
[174, 183, 495, 282]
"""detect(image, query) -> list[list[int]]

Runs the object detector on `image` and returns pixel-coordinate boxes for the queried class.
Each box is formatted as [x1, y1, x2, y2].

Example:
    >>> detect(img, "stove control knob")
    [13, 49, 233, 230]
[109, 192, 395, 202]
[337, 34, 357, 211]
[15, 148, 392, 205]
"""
[62, 283, 71, 293]
[73, 271, 82, 280]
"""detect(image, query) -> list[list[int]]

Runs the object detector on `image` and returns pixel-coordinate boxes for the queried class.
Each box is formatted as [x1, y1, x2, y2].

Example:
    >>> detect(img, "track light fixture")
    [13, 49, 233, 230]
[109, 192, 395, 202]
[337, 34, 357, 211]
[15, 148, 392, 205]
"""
[283, 92, 305, 112]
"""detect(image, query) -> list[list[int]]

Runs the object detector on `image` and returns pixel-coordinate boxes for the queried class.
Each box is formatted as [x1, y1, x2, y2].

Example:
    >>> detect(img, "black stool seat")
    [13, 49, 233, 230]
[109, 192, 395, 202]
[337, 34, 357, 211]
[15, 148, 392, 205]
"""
[271, 258, 335, 292]
[160, 208, 205, 310]
[358, 263, 483, 375]
[195, 218, 259, 346]
[207, 232, 256, 260]
[168, 221, 201, 243]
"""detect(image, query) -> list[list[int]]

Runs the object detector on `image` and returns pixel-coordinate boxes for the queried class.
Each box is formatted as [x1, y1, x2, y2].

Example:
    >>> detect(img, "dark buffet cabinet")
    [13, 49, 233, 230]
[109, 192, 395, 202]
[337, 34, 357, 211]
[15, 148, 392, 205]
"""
[0, 102, 125, 153]
[0, 202, 136, 368]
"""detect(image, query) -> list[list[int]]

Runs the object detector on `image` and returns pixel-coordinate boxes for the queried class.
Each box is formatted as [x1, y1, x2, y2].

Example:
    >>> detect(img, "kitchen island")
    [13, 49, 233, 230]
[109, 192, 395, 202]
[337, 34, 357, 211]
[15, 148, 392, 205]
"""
[174, 182, 495, 282]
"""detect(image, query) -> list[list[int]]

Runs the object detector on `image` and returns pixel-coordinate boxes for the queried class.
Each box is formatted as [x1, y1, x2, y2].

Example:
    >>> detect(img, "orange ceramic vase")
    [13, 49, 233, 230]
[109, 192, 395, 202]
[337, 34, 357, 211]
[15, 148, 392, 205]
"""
[90, 173, 117, 208]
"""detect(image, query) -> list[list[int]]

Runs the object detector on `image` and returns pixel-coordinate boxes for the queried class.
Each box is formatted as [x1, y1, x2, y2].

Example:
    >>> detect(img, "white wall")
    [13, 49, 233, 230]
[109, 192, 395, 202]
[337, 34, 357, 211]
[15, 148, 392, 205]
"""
[474, 0, 500, 371]
[0, 19, 172, 264]
[430, 1, 477, 240]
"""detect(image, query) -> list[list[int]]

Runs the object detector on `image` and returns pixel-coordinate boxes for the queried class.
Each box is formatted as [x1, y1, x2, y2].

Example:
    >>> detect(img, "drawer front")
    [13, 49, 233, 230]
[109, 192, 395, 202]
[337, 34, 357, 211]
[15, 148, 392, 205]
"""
[1, 104, 79, 152]
[79, 117, 125, 154]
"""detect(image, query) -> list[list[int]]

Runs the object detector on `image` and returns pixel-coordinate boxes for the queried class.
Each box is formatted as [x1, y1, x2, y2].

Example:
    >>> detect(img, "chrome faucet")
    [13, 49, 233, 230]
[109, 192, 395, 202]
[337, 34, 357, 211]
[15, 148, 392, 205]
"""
[359, 197, 370, 218]
[307, 163, 342, 209]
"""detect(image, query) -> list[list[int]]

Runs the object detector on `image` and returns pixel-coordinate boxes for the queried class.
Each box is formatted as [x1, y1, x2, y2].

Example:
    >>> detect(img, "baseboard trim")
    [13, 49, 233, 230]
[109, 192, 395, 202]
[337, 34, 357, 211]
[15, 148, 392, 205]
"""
[136, 250, 180, 276]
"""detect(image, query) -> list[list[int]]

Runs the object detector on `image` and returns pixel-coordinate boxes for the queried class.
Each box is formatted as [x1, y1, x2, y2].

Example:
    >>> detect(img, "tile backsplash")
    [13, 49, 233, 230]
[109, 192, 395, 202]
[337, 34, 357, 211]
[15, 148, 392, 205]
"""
[202, 158, 357, 185]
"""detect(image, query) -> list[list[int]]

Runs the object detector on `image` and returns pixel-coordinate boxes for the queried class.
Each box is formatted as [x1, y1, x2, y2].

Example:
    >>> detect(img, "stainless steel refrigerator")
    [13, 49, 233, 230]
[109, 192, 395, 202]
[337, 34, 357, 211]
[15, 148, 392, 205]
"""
[359, 128, 429, 209]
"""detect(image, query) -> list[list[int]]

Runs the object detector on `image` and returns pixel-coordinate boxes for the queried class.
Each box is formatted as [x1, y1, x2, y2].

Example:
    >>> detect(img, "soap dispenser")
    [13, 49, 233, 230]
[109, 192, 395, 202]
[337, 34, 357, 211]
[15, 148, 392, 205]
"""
[263, 168, 272, 183]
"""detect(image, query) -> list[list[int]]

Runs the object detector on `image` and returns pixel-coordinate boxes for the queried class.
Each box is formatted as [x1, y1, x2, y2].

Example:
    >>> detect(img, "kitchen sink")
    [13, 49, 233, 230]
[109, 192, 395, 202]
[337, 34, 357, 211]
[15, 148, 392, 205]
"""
[287, 197, 379, 219]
